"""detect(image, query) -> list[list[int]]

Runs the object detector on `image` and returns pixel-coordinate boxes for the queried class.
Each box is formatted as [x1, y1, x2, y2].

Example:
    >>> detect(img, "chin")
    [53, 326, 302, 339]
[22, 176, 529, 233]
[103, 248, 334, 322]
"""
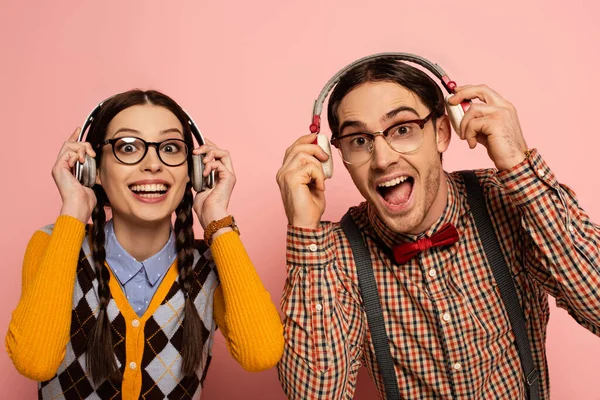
[378, 206, 423, 234]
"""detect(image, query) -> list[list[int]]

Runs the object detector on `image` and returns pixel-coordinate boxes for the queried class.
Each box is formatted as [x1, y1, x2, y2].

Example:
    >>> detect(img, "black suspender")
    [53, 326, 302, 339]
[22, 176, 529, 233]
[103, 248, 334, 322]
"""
[339, 170, 539, 399]
[341, 212, 401, 400]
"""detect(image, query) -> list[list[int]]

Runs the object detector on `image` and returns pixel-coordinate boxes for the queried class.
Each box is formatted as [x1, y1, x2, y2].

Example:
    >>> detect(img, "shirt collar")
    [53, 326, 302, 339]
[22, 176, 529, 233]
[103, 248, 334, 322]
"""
[104, 219, 177, 286]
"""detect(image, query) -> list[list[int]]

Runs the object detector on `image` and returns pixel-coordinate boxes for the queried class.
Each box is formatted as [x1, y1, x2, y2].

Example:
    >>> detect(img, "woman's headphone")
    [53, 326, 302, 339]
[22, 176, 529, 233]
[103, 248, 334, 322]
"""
[309, 52, 470, 178]
[73, 95, 215, 192]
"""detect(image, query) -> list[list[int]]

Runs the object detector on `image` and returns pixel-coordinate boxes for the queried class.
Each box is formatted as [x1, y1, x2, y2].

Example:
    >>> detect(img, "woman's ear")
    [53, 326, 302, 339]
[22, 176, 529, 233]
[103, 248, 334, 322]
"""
[96, 168, 102, 186]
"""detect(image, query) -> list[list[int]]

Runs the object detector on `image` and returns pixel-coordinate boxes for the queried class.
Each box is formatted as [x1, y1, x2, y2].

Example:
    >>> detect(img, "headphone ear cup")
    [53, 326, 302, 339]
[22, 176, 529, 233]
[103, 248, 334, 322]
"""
[192, 154, 204, 192]
[445, 94, 466, 135]
[74, 155, 96, 188]
[314, 134, 333, 179]
[192, 154, 216, 192]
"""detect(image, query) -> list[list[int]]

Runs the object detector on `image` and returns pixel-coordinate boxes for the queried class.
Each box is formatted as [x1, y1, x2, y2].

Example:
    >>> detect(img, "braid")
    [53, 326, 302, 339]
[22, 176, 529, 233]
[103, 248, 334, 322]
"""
[175, 184, 204, 376]
[86, 186, 122, 384]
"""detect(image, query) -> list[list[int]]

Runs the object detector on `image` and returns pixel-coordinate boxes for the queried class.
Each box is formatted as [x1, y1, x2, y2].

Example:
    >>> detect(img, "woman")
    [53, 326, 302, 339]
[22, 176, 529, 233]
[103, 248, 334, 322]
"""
[6, 90, 283, 399]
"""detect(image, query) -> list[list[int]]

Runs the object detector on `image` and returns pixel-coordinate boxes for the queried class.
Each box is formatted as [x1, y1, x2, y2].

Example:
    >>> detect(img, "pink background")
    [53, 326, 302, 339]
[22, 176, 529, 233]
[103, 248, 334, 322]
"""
[1, 1, 599, 398]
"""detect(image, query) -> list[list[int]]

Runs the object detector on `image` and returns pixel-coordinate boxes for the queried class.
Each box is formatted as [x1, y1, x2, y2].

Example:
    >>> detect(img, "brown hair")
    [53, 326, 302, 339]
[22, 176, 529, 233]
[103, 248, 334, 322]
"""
[327, 57, 446, 139]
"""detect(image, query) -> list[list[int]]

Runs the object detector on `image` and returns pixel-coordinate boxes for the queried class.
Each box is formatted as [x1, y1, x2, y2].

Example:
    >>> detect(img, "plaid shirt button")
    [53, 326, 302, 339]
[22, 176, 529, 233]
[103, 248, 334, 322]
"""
[569, 224, 575, 233]
[315, 303, 323, 311]
[537, 168, 546, 177]
[442, 313, 451, 322]
[308, 243, 318, 252]
[453, 362, 462, 371]
[428, 269, 436, 277]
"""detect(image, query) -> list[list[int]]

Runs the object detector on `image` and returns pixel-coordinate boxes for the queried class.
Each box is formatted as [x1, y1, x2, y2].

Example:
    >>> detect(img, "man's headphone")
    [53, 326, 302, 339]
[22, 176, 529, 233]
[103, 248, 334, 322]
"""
[73, 95, 215, 192]
[309, 52, 470, 178]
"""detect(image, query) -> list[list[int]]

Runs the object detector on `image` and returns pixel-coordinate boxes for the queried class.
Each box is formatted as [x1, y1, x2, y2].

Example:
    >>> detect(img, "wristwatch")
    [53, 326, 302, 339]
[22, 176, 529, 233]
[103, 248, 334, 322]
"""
[204, 215, 240, 246]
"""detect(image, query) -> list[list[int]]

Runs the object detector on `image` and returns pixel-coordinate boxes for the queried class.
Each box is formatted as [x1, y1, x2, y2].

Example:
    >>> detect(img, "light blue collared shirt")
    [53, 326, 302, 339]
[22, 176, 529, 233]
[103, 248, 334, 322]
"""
[104, 220, 177, 317]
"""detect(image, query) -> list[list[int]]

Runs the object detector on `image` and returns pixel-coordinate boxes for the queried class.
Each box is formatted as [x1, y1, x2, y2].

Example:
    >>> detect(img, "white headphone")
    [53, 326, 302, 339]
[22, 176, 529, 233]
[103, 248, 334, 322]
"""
[73, 95, 215, 192]
[310, 52, 470, 178]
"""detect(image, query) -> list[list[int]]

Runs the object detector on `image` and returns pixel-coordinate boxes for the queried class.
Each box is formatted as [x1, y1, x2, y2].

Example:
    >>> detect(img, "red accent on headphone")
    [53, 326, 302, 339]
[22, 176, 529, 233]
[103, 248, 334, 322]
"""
[442, 75, 471, 112]
[309, 115, 321, 134]
[442, 76, 456, 93]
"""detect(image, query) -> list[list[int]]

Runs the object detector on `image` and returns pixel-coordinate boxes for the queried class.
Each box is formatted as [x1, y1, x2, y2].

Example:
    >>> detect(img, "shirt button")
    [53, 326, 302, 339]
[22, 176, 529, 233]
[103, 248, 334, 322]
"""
[315, 304, 323, 311]
[129, 362, 137, 370]
[132, 319, 140, 328]
[308, 243, 318, 252]
[453, 362, 462, 370]
[442, 313, 451, 322]
[568, 224, 575, 233]
[537, 168, 546, 177]
[428, 269, 436, 278]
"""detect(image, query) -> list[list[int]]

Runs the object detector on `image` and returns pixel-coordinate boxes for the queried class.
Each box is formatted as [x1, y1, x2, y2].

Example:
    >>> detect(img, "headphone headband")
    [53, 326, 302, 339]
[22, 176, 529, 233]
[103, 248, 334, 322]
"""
[77, 93, 207, 147]
[310, 52, 459, 134]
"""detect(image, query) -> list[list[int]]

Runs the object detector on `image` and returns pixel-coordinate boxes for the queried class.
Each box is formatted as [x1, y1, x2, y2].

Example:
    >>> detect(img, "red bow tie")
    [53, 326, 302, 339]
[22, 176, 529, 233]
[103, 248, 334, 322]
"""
[393, 223, 460, 264]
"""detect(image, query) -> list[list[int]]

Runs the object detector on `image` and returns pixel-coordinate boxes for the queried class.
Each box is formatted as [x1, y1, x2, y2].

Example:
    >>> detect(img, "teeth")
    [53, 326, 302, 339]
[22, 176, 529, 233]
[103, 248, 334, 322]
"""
[378, 176, 408, 188]
[137, 193, 165, 198]
[130, 184, 168, 193]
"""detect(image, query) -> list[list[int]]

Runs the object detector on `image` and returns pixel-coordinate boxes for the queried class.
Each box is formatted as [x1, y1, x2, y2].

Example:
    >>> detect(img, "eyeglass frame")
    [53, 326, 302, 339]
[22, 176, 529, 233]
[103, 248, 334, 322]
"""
[98, 136, 190, 167]
[330, 111, 435, 165]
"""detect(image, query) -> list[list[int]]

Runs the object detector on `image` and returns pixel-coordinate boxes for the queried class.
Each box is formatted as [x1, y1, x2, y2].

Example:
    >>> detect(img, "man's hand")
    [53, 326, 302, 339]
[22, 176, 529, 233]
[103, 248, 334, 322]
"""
[448, 85, 529, 171]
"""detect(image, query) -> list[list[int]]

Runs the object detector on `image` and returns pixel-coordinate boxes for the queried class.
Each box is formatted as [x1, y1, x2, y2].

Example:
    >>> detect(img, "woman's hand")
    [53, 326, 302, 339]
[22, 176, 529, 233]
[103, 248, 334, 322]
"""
[52, 127, 98, 223]
[192, 140, 236, 229]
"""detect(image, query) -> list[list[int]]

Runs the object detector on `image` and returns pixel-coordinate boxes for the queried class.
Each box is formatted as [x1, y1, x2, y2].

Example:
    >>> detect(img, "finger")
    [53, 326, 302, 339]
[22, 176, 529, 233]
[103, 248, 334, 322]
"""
[210, 148, 235, 172]
[462, 115, 495, 149]
[278, 151, 325, 186]
[77, 147, 88, 164]
[82, 141, 96, 157]
[203, 138, 218, 148]
[202, 159, 230, 177]
[192, 145, 235, 173]
[283, 134, 328, 161]
[67, 152, 80, 168]
[458, 103, 496, 139]
[450, 84, 506, 107]
[200, 147, 229, 161]
[193, 138, 221, 155]
[68, 127, 82, 142]
[59, 142, 96, 159]
[294, 162, 326, 192]
[282, 143, 329, 171]
[287, 151, 324, 174]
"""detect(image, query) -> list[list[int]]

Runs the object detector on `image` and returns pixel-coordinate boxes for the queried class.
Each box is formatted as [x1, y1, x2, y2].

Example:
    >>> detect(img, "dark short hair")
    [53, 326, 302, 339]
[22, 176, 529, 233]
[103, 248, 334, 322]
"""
[327, 57, 445, 138]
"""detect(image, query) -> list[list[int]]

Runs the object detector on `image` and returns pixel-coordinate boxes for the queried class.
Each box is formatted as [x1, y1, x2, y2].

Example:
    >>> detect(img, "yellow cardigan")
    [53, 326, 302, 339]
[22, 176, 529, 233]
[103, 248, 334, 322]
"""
[6, 215, 283, 390]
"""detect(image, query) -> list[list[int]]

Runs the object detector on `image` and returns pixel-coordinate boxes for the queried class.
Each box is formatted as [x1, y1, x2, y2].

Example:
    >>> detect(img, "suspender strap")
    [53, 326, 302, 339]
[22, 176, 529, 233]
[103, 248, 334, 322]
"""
[340, 212, 401, 400]
[460, 170, 539, 399]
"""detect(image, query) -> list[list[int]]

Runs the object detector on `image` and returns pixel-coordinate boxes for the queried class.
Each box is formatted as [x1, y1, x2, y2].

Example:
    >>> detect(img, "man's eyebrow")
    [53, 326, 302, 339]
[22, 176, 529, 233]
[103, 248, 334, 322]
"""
[339, 120, 368, 134]
[382, 106, 420, 122]
[339, 106, 422, 134]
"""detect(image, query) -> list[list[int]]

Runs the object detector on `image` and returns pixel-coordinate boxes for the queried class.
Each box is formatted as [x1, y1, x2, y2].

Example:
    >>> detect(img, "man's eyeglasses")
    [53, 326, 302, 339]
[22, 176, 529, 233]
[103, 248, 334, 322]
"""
[331, 112, 434, 165]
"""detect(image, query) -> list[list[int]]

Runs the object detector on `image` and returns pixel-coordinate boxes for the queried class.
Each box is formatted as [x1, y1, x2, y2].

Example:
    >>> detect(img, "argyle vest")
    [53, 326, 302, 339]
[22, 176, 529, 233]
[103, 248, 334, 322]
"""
[37, 225, 219, 400]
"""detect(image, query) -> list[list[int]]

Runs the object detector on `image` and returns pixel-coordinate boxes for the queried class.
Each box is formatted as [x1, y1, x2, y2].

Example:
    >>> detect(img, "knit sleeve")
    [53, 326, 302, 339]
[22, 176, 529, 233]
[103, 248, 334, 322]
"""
[5, 215, 86, 381]
[210, 231, 284, 372]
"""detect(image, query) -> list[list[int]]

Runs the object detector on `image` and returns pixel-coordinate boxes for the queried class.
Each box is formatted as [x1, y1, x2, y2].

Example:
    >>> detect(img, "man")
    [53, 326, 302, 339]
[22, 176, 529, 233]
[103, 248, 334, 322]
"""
[275, 57, 599, 399]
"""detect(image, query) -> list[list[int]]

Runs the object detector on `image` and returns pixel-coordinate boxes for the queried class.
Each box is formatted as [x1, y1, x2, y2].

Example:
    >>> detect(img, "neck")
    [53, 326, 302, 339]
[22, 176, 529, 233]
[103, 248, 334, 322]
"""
[111, 214, 172, 261]
[409, 168, 449, 235]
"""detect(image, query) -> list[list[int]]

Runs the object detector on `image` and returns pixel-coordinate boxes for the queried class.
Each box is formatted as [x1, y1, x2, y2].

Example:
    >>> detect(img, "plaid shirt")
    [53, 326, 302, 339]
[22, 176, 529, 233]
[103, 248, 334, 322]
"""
[278, 149, 600, 399]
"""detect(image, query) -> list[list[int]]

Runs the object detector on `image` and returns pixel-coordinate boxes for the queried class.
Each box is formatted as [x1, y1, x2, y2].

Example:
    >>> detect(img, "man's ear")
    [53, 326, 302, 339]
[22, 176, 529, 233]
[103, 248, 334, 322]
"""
[435, 114, 452, 153]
